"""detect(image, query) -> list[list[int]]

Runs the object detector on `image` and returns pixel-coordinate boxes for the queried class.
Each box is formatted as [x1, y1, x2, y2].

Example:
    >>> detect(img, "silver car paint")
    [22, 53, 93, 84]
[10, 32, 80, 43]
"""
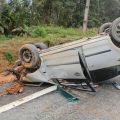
[25, 34, 120, 83]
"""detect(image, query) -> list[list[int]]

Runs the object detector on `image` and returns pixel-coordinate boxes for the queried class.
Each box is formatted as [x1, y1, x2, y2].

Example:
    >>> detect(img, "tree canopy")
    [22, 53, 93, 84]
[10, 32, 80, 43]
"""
[0, 0, 120, 35]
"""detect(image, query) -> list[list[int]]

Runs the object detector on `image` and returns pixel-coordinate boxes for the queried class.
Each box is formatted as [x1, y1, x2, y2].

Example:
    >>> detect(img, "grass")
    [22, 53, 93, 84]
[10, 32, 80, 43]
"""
[3, 51, 14, 64]
[0, 25, 98, 45]
[0, 25, 98, 72]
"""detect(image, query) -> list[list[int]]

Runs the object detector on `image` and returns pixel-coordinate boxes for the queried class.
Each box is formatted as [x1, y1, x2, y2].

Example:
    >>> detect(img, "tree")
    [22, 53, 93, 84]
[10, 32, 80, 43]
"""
[0, 0, 120, 36]
[83, 0, 90, 32]
[0, 0, 31, 35]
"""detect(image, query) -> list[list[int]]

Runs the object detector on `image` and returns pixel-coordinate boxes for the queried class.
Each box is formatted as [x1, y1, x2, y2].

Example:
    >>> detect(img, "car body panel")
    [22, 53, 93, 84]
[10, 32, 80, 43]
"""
[25, 34, 120, 83]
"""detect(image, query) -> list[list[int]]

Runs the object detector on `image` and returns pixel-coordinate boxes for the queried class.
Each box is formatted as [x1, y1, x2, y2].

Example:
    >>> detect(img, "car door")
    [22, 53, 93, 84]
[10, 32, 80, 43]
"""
[42, 47, 86, 80]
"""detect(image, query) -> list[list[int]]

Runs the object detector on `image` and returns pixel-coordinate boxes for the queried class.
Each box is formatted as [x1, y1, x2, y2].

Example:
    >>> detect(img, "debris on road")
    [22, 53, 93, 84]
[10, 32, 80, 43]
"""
[5, 82, 24, 95]
[0, 82, 24, 96]
[0, 74, 16, 86]
[0, 64, 26, 96]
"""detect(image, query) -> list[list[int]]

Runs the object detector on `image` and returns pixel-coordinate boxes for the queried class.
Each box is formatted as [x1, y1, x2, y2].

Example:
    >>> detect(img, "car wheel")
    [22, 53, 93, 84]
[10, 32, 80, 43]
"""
[110, 17, 120, 46]
[34, 43, 48, 50]
[99, 22, 112, 34]
[19, 44, 41, 68]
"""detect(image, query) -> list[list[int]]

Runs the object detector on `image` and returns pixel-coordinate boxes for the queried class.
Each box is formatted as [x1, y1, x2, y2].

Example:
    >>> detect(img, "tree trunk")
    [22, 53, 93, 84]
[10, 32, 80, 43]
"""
[83, 0, 90, 32]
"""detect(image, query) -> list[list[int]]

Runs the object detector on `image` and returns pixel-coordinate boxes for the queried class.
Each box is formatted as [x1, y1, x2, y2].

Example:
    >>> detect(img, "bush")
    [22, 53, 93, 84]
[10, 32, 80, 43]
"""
[32, 27, 47, 38]
[3, 51, 14, 64]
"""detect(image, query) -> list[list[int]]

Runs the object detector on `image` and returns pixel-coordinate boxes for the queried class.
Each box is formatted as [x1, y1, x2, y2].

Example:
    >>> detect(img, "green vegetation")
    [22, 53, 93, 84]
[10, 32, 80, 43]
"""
[0, 0, 119, 36]
[3, 51, 14, 64]
[0, 35, 11, 41]
[32, 26, 47, 38]
[0, 25, 97, 46]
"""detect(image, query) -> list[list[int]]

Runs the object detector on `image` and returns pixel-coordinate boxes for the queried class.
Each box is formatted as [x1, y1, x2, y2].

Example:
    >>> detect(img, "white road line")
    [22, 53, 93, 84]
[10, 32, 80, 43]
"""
[0, 85, 57, 114]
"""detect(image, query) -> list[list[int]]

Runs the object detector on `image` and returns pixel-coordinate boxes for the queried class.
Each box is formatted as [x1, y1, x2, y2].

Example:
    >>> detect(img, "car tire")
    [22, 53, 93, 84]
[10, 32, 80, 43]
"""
[99, 22, 112, 34]
[19, 44, 41, 68]
[34, 43, 48, 50]
[110, 17, 120, 46]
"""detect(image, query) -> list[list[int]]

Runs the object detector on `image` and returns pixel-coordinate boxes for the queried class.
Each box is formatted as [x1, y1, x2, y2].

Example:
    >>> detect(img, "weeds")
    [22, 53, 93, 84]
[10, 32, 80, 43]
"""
[32, 27, 47, 38]
[0, 35, 12, 41]
[3, 52, 14, 64]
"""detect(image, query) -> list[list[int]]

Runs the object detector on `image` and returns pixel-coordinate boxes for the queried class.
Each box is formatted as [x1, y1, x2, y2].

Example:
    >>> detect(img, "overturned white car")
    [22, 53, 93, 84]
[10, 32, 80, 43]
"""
[17, 17, 120, 91]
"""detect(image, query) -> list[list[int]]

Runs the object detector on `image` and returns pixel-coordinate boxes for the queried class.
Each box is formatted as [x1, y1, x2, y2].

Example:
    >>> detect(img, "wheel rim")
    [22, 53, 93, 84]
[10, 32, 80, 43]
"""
[22, 50, 32, 63]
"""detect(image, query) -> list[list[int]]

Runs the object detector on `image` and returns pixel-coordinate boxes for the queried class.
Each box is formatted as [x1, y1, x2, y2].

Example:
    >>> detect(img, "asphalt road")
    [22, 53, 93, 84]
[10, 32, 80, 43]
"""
[0, 77, 120, 120]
